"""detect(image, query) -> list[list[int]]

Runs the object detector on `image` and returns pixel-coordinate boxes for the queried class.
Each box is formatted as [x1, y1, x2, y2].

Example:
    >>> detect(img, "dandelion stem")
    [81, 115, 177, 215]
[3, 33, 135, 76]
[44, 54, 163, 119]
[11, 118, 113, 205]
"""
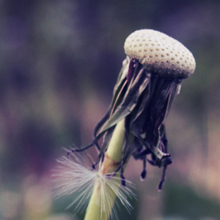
[84, 119, 127, 220]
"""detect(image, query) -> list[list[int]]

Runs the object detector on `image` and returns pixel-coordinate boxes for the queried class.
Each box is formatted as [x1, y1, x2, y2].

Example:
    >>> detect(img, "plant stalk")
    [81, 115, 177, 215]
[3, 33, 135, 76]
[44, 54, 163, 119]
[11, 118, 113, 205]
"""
[84, 119, 127, 220]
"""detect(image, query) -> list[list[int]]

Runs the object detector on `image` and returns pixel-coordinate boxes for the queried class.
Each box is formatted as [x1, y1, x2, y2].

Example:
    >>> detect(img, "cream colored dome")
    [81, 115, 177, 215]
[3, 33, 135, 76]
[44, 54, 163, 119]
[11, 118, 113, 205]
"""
[124, 29, 196, 78]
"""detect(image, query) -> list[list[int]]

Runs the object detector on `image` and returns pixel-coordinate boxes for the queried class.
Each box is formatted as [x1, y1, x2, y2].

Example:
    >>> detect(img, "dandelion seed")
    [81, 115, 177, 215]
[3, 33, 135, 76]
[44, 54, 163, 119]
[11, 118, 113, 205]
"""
[52, 153, 96, 213]
[52, 152, 136, 219]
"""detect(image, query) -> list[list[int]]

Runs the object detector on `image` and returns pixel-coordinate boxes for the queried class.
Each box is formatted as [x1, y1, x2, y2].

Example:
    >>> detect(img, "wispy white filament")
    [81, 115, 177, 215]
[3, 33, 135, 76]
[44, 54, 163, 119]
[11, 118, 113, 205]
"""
[52, 152, 136, 219]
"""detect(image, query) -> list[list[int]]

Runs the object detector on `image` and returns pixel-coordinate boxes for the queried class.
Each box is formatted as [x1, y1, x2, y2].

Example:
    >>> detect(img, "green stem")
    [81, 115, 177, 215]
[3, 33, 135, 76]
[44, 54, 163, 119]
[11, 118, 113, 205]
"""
[84, 119, 127, 220]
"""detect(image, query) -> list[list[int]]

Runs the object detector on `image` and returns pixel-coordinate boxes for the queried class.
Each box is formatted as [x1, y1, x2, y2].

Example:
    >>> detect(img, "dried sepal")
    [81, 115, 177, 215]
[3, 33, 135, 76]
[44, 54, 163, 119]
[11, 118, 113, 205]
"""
[66, 29, 196, 190]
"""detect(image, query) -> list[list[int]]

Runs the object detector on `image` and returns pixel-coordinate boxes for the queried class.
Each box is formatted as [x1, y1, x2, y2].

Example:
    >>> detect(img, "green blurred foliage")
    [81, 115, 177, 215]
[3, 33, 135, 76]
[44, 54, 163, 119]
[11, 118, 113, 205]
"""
[164, 181, 220, 220]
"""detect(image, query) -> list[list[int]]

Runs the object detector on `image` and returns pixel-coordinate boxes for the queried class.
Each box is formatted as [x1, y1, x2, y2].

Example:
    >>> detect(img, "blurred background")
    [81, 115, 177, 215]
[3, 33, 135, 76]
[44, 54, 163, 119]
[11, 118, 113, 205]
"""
[0, 0, 220, 219]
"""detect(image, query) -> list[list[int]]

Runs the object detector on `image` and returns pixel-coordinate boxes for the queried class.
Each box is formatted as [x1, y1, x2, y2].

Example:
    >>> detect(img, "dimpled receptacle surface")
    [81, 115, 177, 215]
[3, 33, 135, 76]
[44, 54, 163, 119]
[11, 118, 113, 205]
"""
[124, 29, 196, 78]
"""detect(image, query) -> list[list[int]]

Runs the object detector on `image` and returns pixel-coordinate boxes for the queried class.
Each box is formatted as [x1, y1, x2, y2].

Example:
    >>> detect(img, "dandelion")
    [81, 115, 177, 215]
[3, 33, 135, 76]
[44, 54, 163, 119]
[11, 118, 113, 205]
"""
[53, 29, 196, 220]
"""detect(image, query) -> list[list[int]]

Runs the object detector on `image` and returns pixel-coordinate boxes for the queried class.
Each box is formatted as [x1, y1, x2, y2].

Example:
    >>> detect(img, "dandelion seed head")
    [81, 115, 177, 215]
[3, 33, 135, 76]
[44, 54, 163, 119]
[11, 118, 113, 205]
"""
[124, 29, 196, 78]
